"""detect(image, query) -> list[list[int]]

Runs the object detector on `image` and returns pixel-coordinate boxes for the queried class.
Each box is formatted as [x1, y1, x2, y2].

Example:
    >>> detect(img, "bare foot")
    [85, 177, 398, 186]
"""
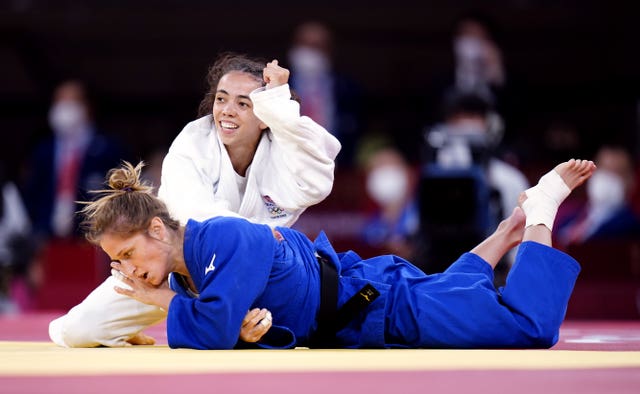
[470, 206, 525, 268]
[519, 158, 597, 235]
[518, 159, 596, 207]
[554, 159, 597, 190]
[126, 331, 156, 346]
[497, 206, 526, 249]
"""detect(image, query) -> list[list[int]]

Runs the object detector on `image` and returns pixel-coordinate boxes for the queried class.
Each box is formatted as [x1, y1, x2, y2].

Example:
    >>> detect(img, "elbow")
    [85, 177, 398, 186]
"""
[49, 313, 104, 348]
[298, 179, 333, 206]
[299, 164, 335, 203]
[48, 306, 134, 348]
[531, 330, 559, 349]
[521, 324, 560, 349]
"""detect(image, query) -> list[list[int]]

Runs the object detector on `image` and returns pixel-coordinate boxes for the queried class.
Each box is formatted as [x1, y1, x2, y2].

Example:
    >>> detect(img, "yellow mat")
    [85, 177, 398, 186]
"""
[2, 341, 639, 376]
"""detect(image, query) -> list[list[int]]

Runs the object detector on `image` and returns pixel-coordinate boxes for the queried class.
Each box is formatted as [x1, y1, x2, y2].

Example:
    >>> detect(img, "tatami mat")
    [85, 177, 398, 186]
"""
[1, 312, 639, 394]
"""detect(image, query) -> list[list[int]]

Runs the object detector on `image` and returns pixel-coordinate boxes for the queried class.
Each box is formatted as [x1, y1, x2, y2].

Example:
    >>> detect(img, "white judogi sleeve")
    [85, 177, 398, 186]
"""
[49, 84, 341, 348]
[48, 274, 167, 347]
[250, 84, 341, 211]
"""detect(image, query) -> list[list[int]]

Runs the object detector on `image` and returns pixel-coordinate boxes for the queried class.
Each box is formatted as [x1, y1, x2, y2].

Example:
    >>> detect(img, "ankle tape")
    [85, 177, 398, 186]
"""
[522, 169, 570, 230]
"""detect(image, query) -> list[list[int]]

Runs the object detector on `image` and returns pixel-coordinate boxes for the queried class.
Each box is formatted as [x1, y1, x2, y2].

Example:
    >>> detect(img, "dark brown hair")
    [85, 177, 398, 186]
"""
[197, 52, 267, 117]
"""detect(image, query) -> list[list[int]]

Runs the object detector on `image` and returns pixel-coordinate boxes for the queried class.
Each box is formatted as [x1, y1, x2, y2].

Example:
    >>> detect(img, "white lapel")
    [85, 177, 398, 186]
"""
[214, 130, 242, 212]
[238, 132, 270, 218]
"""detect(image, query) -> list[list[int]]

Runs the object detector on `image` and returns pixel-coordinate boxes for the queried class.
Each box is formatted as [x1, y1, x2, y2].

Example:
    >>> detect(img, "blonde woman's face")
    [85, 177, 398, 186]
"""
[100, 230, 171, 287]
[212, 71, 267, 149]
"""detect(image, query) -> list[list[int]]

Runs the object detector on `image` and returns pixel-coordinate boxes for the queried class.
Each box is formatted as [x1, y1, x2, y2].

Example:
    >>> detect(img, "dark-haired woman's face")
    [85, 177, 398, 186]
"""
[213, 71, 266, 150]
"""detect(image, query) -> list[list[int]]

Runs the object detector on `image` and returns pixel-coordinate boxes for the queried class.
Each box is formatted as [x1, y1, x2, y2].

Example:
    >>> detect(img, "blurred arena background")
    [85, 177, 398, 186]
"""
[0, 0, 639, 317]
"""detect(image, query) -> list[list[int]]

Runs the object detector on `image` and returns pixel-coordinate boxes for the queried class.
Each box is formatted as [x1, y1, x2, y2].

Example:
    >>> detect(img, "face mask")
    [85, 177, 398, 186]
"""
[454, 36, 485, 62]
[587, 169, 625, 209]
[436, 136, 473, 169]
[48, 100, 88, 137]
[288, 46, 330, 75]
[366, 165, 409, 206]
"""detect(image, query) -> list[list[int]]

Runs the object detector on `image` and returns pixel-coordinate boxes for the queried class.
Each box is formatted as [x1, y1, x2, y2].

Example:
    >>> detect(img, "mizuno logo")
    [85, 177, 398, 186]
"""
[205, 253, 216, 275]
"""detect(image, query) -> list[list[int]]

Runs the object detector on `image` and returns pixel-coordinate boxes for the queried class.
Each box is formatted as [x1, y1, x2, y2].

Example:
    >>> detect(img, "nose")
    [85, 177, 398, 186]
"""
[221, 101, 236, 116]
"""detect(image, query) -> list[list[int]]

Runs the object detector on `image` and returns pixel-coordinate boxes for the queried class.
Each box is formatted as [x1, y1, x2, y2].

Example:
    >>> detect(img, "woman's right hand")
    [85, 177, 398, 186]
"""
[240, 308, 272, 342]
[263, 60, 290, 89]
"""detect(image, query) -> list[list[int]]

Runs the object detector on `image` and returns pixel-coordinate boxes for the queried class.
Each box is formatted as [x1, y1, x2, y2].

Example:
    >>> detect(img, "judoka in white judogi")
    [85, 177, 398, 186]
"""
[49, 83, 341, 347]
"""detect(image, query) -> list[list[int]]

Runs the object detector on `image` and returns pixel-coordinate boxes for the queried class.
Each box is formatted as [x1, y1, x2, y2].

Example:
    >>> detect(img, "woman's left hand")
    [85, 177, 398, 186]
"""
[263, 60, 290, 89]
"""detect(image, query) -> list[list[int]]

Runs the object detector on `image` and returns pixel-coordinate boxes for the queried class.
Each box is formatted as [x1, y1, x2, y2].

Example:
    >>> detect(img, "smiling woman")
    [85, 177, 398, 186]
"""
[48, 52, 341, 348]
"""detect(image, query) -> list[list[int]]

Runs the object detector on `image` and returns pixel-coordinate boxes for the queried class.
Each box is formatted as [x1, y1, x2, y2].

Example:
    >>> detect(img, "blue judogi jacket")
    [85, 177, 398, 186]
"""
[167, 217, 580, 350]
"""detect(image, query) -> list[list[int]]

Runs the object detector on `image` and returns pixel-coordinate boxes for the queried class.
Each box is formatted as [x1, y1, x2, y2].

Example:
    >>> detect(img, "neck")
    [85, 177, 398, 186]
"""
[226, 143, 258, 176]
[172, 226, 189, 277]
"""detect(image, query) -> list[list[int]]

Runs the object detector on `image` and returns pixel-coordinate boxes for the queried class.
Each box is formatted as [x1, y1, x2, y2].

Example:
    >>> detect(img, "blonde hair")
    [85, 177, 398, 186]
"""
[80, 161, 180, 244]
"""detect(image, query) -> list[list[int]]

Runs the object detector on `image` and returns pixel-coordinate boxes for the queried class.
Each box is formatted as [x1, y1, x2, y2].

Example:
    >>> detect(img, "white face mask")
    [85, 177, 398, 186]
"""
[48, 100, 88, 137]
[288, 46, 330, 75]
[366, 165, 409, 206]
[454, 36, 485, 62]
[587, 169, 625, 209]
[436, 136, 473, 169]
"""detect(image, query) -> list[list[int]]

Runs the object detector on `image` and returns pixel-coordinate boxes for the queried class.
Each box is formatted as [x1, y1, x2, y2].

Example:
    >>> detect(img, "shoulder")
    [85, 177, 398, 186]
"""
[171, 115, 214, 148]
[187, 216, 250, 234]
[185, 217, 273, 256]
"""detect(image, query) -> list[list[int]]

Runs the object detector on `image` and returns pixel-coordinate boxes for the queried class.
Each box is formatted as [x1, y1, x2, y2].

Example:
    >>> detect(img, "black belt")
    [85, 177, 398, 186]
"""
[309, 253, 380, 348]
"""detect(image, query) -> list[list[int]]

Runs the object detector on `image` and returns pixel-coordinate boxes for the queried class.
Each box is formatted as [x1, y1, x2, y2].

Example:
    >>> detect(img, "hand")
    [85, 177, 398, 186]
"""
[110, 264, 130, 287]
[112, 263, 175, 310]
[263, 60, 290, 89]
[240, 308, 272, 343]
[126, 331, 156, 346]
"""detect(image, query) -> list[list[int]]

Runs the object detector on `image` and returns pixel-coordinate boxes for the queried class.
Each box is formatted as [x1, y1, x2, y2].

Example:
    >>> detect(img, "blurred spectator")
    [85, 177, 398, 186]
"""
[21, 79, 130, 243]
[287, 20, 365, 167]
[425, 91, 529, 220]
[425, 12, 507, 124]
[361, 145, 420, 260]
[556, 145, 640, 247]
[419, 91, 529, 277]
[450, 14, 505, 106]
[0, 163, 35, 314]
[424, 12, 530, 162]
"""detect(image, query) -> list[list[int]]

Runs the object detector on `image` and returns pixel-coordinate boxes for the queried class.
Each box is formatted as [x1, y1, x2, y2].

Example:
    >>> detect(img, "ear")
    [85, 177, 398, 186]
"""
[148, 217, 166, 241]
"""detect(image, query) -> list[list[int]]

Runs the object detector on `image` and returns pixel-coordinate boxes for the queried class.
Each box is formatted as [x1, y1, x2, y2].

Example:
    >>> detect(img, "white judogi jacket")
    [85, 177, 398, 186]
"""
[49, 84, 341, 347]
[159, 84, 340, 227]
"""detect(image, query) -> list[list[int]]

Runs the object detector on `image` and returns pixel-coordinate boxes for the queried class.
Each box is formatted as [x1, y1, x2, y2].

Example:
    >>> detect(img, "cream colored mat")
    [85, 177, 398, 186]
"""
[2, 341, 640, 376]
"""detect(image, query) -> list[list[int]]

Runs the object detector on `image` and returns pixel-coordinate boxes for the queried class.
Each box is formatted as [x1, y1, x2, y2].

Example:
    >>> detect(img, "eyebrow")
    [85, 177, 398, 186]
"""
[113, 246, 130, 260]
[215, 89, 251, 101]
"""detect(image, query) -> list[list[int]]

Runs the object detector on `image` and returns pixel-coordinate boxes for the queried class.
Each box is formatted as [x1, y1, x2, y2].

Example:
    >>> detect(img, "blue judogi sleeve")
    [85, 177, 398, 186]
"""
[166, 218, 277, 349]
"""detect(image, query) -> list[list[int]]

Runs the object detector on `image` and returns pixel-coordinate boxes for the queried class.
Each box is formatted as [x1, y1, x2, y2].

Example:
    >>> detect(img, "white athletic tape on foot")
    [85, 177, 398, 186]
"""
[523, 169, 571, 230]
